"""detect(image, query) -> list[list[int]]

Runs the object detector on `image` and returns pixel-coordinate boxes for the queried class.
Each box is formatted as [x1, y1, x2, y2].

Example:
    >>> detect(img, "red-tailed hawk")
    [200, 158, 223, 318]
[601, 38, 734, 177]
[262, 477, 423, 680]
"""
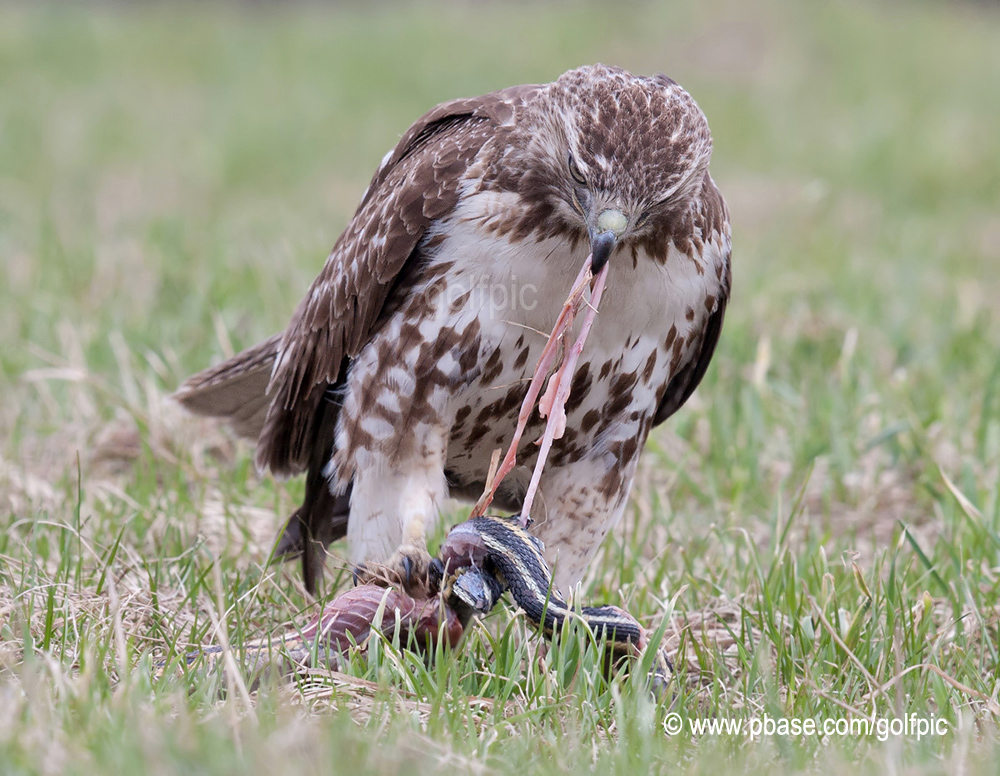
[176, 64, 731, 595]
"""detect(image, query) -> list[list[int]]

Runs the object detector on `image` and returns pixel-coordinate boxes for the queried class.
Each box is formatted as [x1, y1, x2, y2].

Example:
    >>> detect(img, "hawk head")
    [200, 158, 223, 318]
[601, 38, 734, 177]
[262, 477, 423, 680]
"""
[486, 64, 715, 270]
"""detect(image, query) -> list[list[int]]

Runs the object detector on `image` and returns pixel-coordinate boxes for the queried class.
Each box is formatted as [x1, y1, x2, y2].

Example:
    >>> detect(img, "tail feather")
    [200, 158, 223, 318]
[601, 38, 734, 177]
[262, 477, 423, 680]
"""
[173, 333, 283, 441]
[273, 486, 351, 595]
[177, 333, 352, 594]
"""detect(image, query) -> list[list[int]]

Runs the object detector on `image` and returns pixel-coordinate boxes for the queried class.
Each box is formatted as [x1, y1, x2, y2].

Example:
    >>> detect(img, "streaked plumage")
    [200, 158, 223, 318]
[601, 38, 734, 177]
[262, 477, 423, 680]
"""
[176, 64, 731, 594]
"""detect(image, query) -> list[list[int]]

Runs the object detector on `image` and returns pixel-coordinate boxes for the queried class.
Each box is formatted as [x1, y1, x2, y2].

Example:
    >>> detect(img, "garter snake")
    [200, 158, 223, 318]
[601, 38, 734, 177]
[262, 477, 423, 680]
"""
[155, 514, 671, 693]
[436, 515, 672, 691]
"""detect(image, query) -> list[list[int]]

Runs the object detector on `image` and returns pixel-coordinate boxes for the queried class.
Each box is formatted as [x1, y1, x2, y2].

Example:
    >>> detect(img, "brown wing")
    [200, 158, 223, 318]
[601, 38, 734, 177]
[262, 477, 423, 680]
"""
[653, 177, 731, 426]
[258, 86, 537, 475]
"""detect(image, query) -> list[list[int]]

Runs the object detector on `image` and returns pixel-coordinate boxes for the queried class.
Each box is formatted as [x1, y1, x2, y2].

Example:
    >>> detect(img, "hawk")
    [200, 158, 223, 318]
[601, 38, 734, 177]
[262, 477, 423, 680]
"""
[176, 64, 731, 595]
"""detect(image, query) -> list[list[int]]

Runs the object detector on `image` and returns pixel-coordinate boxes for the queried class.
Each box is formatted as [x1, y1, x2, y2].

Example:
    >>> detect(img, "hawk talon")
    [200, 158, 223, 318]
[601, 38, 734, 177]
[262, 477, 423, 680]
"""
[351, 561, 381, 588]
[428, 557, 446, 591]
[353, 543, 436, 598]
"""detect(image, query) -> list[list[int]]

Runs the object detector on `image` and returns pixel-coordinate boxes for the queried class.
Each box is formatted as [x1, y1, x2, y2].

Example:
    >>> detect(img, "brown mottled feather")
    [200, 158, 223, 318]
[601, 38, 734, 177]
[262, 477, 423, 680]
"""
[258, 88, 536, 476]
[653, 176, 731, 426]
[174, 65, 732, 595]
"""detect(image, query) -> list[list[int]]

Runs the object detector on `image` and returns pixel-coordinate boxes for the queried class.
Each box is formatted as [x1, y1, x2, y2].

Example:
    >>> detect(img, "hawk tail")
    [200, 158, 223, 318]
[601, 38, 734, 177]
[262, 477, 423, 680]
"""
[172, 333, 282, 441]
[176, 334, 351, 595]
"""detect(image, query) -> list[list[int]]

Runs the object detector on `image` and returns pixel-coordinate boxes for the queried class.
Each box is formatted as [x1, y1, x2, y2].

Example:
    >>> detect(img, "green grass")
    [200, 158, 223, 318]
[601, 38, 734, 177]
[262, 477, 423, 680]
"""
[2, 0, 1000, 772]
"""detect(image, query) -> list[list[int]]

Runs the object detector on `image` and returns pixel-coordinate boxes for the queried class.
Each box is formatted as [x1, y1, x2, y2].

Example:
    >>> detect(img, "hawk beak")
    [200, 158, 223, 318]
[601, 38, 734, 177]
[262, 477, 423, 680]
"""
[589, 209, 627, 273]
[590, 230, 617, 274]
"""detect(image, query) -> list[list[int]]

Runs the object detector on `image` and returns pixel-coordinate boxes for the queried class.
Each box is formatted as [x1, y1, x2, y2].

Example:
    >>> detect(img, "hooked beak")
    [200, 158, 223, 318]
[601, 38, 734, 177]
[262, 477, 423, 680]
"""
[590, 230, 617, 274]
[589, 208, 627, 274]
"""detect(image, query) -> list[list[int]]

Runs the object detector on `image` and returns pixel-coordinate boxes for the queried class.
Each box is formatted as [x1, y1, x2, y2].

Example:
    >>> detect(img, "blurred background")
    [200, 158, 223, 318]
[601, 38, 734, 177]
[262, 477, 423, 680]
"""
[2, 4, 1000, 768]
[2, 0, 999, 576]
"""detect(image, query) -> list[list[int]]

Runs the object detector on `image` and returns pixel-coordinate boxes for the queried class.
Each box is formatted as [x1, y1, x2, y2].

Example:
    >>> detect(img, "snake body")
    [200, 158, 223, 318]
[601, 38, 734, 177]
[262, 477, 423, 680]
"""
[440, 517, 644, 644]
[437, 516, 671, 688]
[156, 515, 670, 690]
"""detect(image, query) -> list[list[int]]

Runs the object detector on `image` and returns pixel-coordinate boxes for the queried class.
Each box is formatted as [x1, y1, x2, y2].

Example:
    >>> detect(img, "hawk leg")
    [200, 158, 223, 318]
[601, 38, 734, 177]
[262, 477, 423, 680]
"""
[345, 425, 448, 600]
[530, 450, 642, 592]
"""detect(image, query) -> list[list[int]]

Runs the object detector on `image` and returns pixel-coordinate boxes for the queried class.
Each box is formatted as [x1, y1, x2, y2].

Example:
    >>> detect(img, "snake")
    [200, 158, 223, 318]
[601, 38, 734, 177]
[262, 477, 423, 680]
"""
[154, 515, 671, 693]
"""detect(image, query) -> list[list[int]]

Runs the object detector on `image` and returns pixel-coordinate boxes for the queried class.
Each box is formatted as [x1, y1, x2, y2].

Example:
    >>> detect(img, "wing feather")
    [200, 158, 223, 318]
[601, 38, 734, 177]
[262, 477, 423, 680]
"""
[653, 177, 731, 426]
[258, 87, 535, 475]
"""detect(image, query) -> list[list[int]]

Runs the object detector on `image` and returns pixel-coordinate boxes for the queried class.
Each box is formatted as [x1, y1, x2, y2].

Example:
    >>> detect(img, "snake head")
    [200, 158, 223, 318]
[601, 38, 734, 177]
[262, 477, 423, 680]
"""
[438, 566, 505, 628]
[449, 567, 502, 613]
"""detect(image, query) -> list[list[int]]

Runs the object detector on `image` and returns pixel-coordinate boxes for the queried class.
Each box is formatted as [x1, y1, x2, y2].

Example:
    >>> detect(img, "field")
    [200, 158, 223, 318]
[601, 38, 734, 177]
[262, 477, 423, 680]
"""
[2, 1, 1000, 772]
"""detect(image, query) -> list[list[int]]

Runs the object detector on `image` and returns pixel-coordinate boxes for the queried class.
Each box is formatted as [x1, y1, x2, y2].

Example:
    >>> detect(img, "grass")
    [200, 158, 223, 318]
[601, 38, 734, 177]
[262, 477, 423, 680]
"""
[2, 0, 1000, 772]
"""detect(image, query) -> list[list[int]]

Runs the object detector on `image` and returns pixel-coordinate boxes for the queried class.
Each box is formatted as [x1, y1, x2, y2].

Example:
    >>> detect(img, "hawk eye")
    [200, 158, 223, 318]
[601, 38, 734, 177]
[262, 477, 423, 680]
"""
[568, 154, 587, 186]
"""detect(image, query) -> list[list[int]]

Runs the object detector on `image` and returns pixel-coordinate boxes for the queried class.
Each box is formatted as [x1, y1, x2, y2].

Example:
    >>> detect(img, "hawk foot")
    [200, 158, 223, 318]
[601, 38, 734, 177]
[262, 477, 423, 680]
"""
[352, 543, 436, 600]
